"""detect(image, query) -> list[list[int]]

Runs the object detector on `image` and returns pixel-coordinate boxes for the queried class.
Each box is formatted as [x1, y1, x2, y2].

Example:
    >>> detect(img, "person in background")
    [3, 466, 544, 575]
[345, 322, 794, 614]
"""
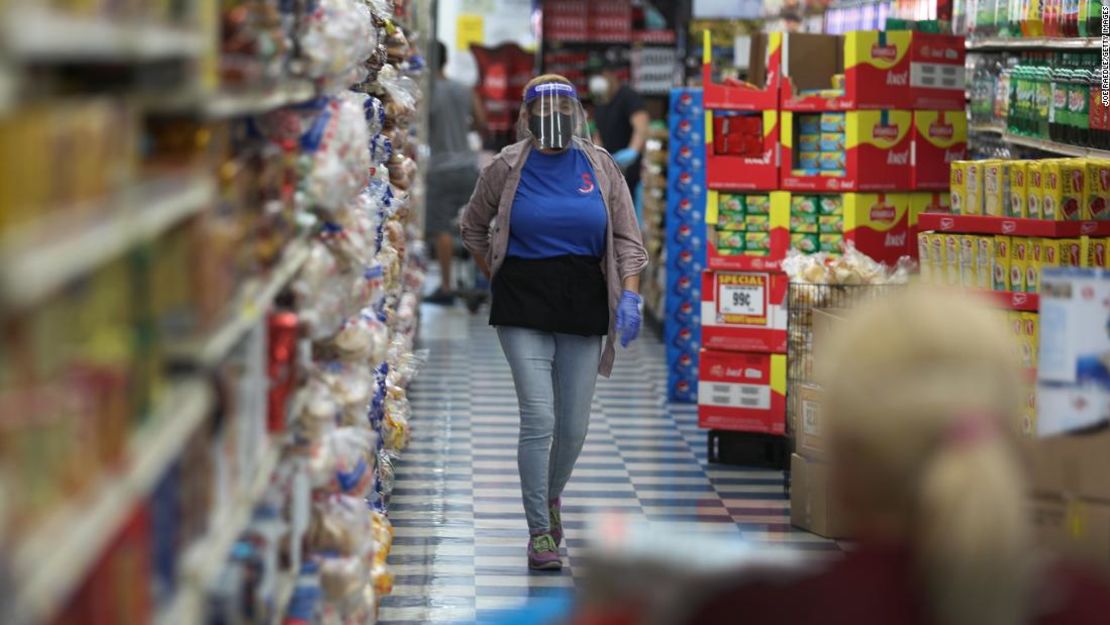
[425, 40, 486, 305]
[782, 10, 803, 32]
[589, 61, 650, 194]
[460, 74, 648, 570]
[683, 288, 1110, 625]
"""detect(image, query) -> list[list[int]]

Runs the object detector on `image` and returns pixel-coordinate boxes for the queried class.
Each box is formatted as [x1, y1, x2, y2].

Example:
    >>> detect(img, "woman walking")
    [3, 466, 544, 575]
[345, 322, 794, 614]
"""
[459, 74, 648, 570]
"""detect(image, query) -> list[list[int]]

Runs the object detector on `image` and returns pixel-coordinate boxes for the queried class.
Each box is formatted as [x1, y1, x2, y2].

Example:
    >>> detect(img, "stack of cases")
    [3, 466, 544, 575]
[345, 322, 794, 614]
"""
[789, 194, 845, 256]
[665, 88, 708, 403]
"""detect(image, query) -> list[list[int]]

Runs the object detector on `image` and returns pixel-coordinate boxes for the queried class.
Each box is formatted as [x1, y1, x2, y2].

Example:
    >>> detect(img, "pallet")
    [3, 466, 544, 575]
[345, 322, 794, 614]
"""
[706, 429, 790, 470]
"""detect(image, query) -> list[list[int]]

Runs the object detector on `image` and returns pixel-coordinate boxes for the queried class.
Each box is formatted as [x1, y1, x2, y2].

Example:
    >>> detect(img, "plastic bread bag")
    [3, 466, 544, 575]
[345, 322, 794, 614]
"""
[382, 385, 411, 452]
[782, 248, 832, 285]
[334, 313, 389, 365]
[292, 377, 343, 447]
[301, 95, 372, 214]
[365, 0, 394, 22]
[294, 240, 351, 341]
[299, 0, 376, 91]
[309, 427, 377, 496]
[308, 494, 375, 556]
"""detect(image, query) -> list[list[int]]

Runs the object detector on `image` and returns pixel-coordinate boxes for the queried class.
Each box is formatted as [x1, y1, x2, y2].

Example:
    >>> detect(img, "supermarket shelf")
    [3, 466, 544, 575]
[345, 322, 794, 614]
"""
[0, 173, 216, 312]
[1, 6, 205, 62]
[12, 379, 215, 625]
[1002, 132, 1110, 158]
[166, 237, 311, 368]
[969, 123, 1005, 135]
[981, 289, 1040, 311]
[967, 37, 1100, 50]
[918, 213, 1110, 237]
[205, 81, 318, 118]
[159, 438, 285, 625]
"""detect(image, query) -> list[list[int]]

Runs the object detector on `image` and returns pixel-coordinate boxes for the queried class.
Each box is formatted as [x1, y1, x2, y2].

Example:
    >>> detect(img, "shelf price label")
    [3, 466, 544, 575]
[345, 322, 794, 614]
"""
[716, 272, 768, 326]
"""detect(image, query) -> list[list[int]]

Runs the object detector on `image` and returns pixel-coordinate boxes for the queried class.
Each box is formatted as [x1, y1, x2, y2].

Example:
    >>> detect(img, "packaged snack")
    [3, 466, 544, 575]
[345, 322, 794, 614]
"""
[992, 236, 1011, 291]
[790, 213, 818, 233]
[1059, 159, 1085, 220]
[745, 194, 771, 214]
[983, 160, 1010, 217]
[1027, 161, 1044, 219]
[1021, 313, 1039, 368]
[746, 215, 771, 232]
[918, 233, 931, 284]
[792, 195, 818, 215]
[960, 235, 977, 289]
[798, 152, 820, 170]
[1041, 159, 1063, 220]
[819, 234, 843, 254]
[718, 247, 746, 256]
[1009, 161, 1028, 218]
[819, 195, 843, 215]
[791, 233, 819, 253]
[799, 115, 821, 134]
[1010, 238, 1029, 293]
[945, 234, 961, 286]
[819, 132, 845, 151]
[819, 151, 846, 171]
[1086, 160, 1110, 220]
[717, 210, 747, 230]
[718, 230, 745, 249]
[831, 74, 846, 90]
[1059, 238, 1084, 266]
[719, 193, 744, 213]
[798, 133, 820, 151]
[1089, 237, 1109, 268]
[820, 112, 846, 133]
[976, 236, 993, 290]
[1007, 312, 1026, 367]
[1027, 239, 1042, 294]
[745, 232, 772, 251]
[819, 214, 843, 233]
[950, 161, 983, 215]
[1040, 237, 1059, 267]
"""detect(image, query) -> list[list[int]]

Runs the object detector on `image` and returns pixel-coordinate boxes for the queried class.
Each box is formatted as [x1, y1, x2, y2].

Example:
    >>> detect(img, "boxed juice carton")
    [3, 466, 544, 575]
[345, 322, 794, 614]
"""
[1028, 239, 1043, 294]
[1041, 160, 1064, 221]
[977, 236, 993, 290]
[944, 233, 961, 286]
[1010, 238, 1030, 293]
[698, 349, 787, 434]
[912, 110, 967, 190]
[843, 192, 912, 264]
[1027, 161, 1045, 220]
[983, 160, 1010, 217]
[1060, 160, 1086, 221]
[993, 236, 1012, 291]
[1009, 161, 1029, 218]
[1085, 160, 1110, 220]
[959, 234, 977, 288]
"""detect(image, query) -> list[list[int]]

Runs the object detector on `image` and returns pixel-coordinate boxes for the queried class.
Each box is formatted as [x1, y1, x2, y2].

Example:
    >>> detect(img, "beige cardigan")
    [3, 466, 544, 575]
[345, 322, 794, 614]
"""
[459, 137, 649, 376]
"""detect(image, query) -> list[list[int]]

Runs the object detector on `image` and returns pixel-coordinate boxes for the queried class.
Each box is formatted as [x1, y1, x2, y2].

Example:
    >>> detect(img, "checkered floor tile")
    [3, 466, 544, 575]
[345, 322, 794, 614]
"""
[377, 305, 834, 624]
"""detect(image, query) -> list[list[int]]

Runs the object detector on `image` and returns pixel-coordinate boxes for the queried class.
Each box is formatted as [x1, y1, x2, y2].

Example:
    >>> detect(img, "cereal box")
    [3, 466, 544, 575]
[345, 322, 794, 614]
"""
[1010, 238, 1029, 293]
[790, 213, 818, 233]
[747, 215, 771, 232]
[1040, 159, 1064, 220]
[945, 233, 962, 286]
[1026, 161, 1044, 220]
[983, 160, 1010, 217]
[1059, 160, 1086, 221]
[746, 194, 772, 214]
[791, 233, 819, 253]
[1085, 160, 1110, 220]
[993, 236, 1011, 291]
[1027, 239, 1042, 294]
[819, 215, 843, 233]
[960, 235, 977, 288]
[1009, 161, 1028, 218]
[977, 236, 993, 290]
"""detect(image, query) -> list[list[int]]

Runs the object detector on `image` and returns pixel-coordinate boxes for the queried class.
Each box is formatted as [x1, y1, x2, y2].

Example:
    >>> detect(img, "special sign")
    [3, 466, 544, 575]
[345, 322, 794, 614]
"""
[716, 272, 768, 326]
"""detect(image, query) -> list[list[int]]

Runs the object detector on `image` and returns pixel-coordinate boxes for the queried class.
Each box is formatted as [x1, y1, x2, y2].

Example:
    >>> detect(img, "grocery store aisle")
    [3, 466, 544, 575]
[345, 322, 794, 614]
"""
[378, 306, 836, 624]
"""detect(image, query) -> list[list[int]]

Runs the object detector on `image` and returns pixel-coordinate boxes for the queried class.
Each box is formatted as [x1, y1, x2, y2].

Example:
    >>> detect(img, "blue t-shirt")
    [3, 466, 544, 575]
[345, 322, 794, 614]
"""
[507, 148, 608, 259]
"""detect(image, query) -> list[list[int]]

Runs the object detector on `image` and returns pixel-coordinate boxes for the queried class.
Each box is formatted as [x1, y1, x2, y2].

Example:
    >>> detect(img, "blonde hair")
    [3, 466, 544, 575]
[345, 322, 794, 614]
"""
[523, 73, 574, 93]
[818, 287, 1031, 625]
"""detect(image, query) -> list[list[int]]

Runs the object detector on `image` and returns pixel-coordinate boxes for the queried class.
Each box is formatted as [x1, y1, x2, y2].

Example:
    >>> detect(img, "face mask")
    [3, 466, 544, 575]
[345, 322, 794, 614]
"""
[589, 75, 609, 101]
[529, 112, 575, 150]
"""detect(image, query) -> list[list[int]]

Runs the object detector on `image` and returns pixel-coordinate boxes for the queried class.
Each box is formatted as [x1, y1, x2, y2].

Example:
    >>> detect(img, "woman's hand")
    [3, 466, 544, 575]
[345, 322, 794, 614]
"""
[615, 290, 642, 348]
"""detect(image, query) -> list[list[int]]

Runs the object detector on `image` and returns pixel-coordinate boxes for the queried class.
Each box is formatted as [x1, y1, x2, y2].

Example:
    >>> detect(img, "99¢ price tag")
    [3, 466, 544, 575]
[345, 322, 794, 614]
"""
[716, 272, 768, 325]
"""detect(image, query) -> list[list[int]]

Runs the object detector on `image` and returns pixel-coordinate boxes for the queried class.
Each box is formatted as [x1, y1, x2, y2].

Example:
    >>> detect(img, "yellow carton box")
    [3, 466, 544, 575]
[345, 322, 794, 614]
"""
[1007, 311, 1025, 367]
[1009, 161, 1029, 218]
[1027, 238, 1043, 294]
[917, 233, 931, 284]
[1027, 161, 1044, 220]
[993, 236, 1012, 291]
[1041, 159, 1064, 221]
[1010, 237, 1029, 293]
[1058, 238, 1086, 267]
[1041, 237, 1059, 267]
[960, 235, 977, 289]
[983, 160, 1010, 217]
[1085, 160, 1110, 220]
[1021, 312, 1039, 369]
[1089, 237, 1109, 268]
[944, 233, 962, 286]
[930, 233, 945, 285]
[950, 160, 983, 216]
[1060, 159, 1086, 221]
[976, 236, 993, 290]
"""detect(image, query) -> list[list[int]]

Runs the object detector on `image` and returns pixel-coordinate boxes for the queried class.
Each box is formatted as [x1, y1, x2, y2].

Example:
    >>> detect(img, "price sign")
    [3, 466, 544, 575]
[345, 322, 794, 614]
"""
[716, 272, 768, 325]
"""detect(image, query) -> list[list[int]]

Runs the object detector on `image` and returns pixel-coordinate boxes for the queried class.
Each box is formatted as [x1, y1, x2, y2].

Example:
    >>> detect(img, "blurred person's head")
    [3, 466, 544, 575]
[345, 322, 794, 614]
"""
[818, 287, 1030, 625]
[519, 74, 586, 152]
[588, 59, 624, 103]
[437, 40, 448, 75]
[782, 11, 803, 32]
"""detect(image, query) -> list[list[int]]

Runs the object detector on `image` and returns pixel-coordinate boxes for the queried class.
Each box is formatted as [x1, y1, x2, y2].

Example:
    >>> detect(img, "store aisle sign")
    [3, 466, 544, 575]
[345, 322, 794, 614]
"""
[457, 14, 484, 51]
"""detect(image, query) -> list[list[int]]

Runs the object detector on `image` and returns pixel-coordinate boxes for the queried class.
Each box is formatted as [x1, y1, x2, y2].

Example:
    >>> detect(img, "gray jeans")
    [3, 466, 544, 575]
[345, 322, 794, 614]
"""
[496, 326, 603, 533]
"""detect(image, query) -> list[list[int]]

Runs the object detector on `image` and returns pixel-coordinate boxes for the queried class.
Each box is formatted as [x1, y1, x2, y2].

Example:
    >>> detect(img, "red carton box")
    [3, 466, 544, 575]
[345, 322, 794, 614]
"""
[782, 110, 912, 192]
[843, 192, 912, 264]
[706, 190, 790, 271]
[706, 110, 780, 190]
[700, 270, 788, 353]
[701, 31, 781, 111]
[698, 349, 787, 434]
[912, 110, 967, 190]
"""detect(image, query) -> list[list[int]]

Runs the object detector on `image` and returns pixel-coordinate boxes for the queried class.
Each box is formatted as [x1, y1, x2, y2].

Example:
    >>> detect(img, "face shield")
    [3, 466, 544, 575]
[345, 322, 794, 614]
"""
[517, 82, 589, 151]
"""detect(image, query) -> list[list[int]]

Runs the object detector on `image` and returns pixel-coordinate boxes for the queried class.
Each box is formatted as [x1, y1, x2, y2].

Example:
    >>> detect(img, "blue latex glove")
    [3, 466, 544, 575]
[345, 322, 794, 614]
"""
[615, 290, 642, 348]
[612, 147, 639, 169]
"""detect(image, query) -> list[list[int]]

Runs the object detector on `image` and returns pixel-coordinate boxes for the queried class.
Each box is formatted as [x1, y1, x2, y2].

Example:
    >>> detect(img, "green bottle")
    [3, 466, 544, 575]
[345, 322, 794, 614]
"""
[1070, 54, 1091, 146]
[1037, 56, 1054, 139]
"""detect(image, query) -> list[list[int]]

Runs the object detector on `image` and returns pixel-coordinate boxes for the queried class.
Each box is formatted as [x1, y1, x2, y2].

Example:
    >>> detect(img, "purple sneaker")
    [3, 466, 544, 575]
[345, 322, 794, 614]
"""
[527, 533, 562, 570]
[549, 498, 563, 546]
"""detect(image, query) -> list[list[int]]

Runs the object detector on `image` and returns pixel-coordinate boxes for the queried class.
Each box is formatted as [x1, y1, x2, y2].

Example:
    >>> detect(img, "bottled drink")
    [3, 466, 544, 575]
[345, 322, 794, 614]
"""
[1026, 0, 1044, 35]
[1087, 0, 1101, 36]
[1070, 55, 1090, 146]
[1037, 56, 1054, 138]
[1044, 0, 1058, 36]
[1050, 54, 1069, 142]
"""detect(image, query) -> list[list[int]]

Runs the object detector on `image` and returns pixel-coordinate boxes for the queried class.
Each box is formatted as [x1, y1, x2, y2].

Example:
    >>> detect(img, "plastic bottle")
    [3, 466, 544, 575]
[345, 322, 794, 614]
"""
[1092, 55, 1109, 149]
[1070, 55, 1090, 146]
[1086, 0, 1101, 37]
[1026, 0, 1044, 35]
[1044, 0, 1058, 36]
[1050, 54, 1069, 142]
[1038, 56, 1054, 138]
